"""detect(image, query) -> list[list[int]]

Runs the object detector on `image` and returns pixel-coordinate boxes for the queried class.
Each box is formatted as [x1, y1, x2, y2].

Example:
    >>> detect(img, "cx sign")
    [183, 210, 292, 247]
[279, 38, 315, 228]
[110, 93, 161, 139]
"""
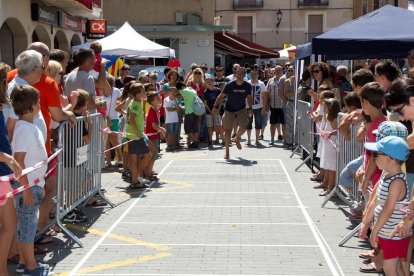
[86, 19, 106, 39]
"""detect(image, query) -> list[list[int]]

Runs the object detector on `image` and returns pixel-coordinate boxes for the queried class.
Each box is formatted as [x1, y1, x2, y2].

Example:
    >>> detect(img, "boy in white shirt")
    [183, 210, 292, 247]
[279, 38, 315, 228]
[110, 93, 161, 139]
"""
[10, 85, 50, 275]
[163, 86, 180, 151]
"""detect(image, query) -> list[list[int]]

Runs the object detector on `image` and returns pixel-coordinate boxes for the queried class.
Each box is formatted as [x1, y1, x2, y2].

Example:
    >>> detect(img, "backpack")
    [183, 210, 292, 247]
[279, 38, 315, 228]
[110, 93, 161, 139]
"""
[193, 95, 206, 116]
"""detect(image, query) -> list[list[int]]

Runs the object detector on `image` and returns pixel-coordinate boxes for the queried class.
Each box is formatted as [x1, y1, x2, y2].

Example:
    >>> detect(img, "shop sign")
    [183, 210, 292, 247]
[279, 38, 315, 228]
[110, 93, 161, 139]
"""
[86, 19, 106, 39]
[31, 2, 59, 26]
[61, 12, 83, 32]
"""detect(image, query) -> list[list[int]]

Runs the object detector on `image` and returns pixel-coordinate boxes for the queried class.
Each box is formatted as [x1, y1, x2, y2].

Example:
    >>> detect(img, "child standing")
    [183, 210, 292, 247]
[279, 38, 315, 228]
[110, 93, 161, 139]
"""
[203, 76, 224, 147]
[10, 85, 50, 275]
[360, 136, 410, 276]
[163, 86, 180, 151]
[145, 92, 166, 180]
[319, 98, 340, 196]
[125, 83, 151, 188]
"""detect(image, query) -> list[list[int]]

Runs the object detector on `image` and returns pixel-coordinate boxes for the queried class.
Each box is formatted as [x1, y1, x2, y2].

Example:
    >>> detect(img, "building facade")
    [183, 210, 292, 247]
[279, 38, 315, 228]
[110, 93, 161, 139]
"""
[0, 0, 101, 66]
[103, 0, 229, 72]
[354, 0, 408, 17]
[216, 0, 354, 50]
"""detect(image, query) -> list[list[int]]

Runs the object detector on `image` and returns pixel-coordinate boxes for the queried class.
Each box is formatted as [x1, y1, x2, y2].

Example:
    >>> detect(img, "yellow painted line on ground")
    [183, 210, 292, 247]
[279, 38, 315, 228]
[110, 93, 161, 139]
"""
[65, 224, 171, 251]
[55, 252, 171, 276]
[149, 180, 193, 193]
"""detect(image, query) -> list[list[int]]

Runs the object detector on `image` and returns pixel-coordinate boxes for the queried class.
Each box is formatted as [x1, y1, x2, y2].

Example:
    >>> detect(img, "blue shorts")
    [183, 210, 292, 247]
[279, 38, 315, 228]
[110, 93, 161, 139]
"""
[14, 184, 44, 243]
[166, 122, 180, 135]
[339, 156, 364, 187]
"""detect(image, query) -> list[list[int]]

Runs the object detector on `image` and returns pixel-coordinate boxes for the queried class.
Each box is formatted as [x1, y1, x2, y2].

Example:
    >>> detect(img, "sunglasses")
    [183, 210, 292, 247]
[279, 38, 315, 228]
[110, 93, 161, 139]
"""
[32, 65, 45, 71]
[121, 68, 130, 71]
[390, 103, 407, 116]
[215, 69, 223, 72]
[312, 70, 321, 74]
[287, 69, 294, 72]
[372, 152, 388, 159]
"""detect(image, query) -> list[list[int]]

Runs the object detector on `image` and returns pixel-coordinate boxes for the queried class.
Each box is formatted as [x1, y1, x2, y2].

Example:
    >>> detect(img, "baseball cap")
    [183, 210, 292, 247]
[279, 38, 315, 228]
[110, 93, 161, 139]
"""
[364, 136, 409, 162]
[373, 121, 408, 142]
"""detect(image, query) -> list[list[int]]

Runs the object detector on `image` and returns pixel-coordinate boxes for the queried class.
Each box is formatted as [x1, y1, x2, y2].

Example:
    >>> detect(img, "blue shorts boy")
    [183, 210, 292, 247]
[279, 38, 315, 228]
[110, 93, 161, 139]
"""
[13, 183, 44, 243]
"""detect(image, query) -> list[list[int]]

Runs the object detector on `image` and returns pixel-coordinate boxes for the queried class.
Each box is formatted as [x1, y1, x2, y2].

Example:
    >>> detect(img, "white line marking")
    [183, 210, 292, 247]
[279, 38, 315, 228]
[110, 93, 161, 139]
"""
[99, 243, 319, 248]
[278, 159, 343, 276]
[162, 172, 284, 175]
[147, 191, 294, 194]
[170, 158, 283, 161]
[69, 160, 174, 276]
[134, 205, 300, 208]
[76, 272, 310, 276]
[118, 222, 308, 225]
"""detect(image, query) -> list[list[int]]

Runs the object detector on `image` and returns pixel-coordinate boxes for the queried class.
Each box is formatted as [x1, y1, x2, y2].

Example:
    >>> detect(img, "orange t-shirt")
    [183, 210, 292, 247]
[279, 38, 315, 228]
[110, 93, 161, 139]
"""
[8, 70, 61, 155]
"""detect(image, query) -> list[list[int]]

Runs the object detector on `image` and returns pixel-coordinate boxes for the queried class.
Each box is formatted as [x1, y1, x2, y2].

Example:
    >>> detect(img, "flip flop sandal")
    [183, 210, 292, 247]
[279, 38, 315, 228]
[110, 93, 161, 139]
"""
[359, 251, 374, 259]
[362, 258, 371, 264]
[359, 263, 384, 273]
[128, 182, 141, 189]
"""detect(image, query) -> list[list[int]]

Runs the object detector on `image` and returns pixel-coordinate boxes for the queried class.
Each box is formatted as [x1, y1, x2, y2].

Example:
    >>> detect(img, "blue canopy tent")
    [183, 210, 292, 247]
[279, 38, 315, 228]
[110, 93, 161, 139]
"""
[312, 5, 414, 60]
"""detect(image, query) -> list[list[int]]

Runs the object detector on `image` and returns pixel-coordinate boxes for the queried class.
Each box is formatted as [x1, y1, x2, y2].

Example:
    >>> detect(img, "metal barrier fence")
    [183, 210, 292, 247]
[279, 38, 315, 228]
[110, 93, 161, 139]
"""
[321, 112, 363, 208]
[54, 113, 114, 247]
[291, 100, 315, 171]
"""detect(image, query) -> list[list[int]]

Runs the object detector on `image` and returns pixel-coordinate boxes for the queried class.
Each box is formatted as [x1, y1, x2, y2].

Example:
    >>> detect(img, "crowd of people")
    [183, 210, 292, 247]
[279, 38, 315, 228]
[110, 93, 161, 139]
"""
[3, 37, 414, 275]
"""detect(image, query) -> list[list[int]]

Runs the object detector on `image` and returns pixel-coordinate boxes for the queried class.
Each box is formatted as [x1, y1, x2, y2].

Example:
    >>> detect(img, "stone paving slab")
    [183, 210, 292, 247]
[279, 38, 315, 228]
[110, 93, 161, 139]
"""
[7, 135, 374, 275]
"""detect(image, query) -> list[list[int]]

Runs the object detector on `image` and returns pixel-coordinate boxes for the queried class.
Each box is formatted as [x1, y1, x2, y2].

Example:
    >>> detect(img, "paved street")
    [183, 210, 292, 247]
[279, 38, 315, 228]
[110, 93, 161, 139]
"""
[9, 137, 372, 275]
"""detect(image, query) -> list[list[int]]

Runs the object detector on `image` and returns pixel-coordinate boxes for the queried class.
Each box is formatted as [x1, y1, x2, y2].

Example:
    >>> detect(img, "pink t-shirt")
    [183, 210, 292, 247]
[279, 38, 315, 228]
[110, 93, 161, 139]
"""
[364, 116, 387, 187]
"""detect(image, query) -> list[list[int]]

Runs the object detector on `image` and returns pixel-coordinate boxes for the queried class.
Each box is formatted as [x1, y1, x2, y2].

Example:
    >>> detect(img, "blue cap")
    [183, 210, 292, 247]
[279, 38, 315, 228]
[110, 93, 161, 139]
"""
[364, 136, 409, 162]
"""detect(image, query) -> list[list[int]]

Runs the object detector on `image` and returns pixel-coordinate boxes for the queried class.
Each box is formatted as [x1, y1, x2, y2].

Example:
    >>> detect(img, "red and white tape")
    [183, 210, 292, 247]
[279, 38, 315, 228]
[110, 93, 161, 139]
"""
[0, 149, 62, 201]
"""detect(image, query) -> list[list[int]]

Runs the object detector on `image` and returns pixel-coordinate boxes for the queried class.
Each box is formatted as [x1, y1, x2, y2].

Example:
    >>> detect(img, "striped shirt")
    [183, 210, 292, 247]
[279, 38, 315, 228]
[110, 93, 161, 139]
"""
[374, 172, 408, 240]
[266, 77, 284, 109]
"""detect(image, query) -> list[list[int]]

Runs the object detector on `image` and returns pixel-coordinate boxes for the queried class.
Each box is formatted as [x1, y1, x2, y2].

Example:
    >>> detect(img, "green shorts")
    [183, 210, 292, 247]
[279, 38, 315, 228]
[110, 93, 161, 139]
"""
[109, 119, 119, 131]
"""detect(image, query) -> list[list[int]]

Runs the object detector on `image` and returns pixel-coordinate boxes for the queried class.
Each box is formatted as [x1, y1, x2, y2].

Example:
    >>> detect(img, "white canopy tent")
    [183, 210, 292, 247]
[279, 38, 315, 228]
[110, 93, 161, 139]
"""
[71, 22, 175, 58]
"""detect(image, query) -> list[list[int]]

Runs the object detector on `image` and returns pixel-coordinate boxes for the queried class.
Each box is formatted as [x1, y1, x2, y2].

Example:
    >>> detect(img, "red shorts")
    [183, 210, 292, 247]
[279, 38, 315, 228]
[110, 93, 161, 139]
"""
[378, 237, 411, 260]
[48, 155, 58, 177]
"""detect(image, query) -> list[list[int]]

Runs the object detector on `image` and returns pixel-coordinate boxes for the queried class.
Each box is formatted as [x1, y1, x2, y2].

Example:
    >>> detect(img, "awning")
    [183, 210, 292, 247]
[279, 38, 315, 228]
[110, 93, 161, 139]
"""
[214, 31, 279, 58]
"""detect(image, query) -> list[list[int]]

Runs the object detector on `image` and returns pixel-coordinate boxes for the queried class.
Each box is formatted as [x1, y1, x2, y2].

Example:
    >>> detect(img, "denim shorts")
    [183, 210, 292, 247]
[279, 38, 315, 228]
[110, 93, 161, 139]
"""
[14, 184, 44, 243]
[339, 156, 364, 187]
[166, 122, 180, 134]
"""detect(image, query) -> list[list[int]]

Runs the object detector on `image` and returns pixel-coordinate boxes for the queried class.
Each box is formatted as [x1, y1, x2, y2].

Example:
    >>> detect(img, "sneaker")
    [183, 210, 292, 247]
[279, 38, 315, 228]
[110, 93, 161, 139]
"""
[18, 262, 49, 273]
[208, 141, 213, 147]
[23, 263, 50, 276]
[122, 170, 130, 180]
[213, 140, 220, 145]
[277, 135, 283, 140]
[269, 140, 274, 145]
[259, 134, 264, 140]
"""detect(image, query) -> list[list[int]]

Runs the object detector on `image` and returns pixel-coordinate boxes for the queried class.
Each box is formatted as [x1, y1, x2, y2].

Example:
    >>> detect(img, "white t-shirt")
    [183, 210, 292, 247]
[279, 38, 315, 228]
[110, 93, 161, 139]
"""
[6, 76, 47, 143]
[105, 87, 122, 120]
[12, 120, 48, 188]
[248, 80, 266, 109]
[163, 96, 179, 123]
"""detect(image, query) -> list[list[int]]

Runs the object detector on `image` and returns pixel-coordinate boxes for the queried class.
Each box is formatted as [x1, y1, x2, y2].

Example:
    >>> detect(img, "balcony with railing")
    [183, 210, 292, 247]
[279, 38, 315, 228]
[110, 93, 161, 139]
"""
[234, 0, 264, 9]
[305, 32, 322, 42]
[298, 0, 329, 7]
[237, 33, 256, 42]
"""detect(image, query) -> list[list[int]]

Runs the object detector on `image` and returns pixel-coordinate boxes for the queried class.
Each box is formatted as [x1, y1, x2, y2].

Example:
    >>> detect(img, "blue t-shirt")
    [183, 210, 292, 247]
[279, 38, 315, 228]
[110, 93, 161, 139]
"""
[0, 110, 12, 176]
[203, 87, 220, 114]
[223, 80, 252, 112]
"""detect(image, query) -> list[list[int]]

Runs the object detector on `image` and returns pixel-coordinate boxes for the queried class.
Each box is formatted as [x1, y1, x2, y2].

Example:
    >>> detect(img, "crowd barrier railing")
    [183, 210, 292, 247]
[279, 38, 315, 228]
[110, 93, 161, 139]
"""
[53, 114, 114, 247]
[291, 100, 315, 171]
